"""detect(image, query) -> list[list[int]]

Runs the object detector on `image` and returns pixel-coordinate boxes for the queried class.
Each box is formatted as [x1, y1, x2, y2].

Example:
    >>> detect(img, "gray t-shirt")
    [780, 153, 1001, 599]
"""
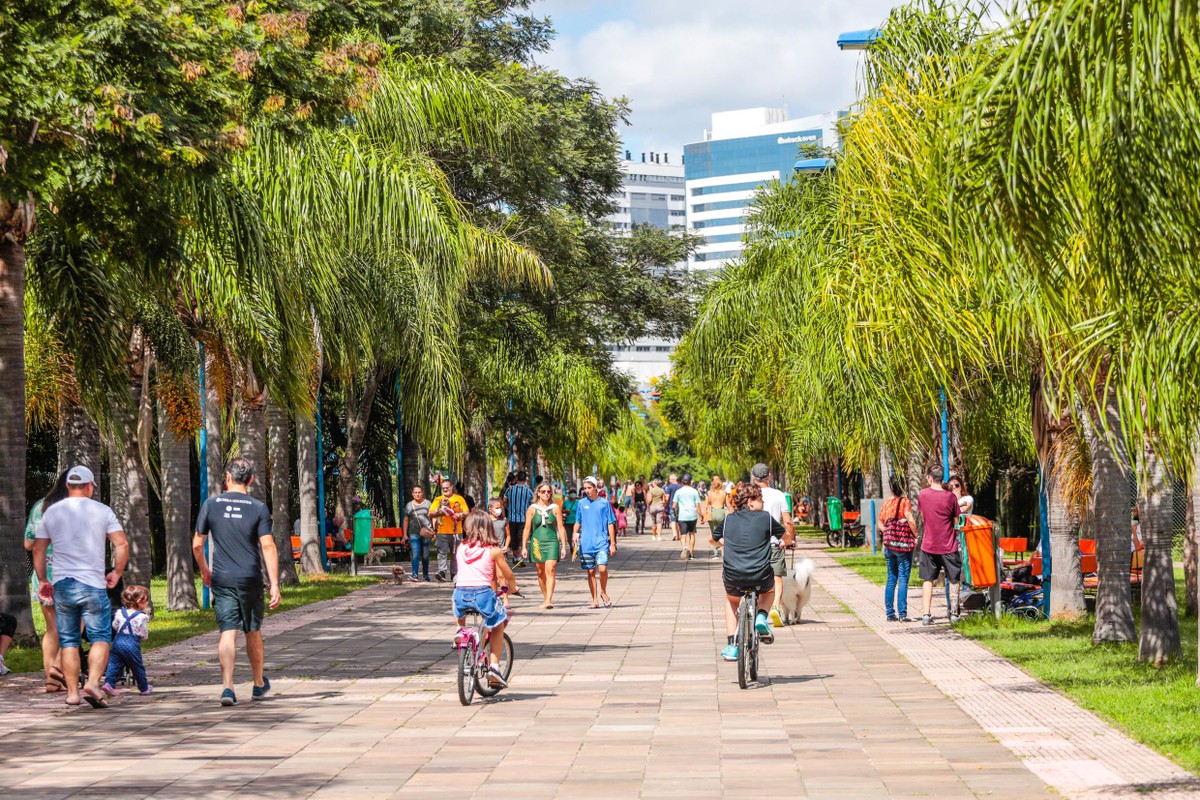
[404, 500, 433, 534]
[36, 497, 123, 589]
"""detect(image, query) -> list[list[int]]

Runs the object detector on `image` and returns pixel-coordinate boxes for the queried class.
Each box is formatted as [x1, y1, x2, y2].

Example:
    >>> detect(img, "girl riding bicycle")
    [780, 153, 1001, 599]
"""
[453, 509, 518, 688]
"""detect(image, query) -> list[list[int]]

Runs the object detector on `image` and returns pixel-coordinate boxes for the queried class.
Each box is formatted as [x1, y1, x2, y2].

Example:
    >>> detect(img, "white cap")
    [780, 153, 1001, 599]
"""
[582, 475, 600, 487]
[66, 465, 95, 485]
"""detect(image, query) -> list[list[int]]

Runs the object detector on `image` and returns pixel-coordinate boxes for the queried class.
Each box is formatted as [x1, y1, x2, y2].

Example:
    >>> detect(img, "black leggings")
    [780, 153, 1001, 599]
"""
[0, 612, 16, 639]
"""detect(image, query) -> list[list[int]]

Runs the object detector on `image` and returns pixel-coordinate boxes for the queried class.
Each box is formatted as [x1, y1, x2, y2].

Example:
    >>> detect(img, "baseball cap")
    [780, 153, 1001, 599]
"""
[750, 463, 770, 480]
[582, 476, 600, 487]
[66, 465, 95, 485]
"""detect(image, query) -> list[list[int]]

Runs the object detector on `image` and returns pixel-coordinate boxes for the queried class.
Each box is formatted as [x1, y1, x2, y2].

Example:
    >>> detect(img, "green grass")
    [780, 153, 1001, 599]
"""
[795, 524, 827, 540]
[832, 551, 923, 587]
[829, 553, 1200, 774]
[5, 573, 380, 675]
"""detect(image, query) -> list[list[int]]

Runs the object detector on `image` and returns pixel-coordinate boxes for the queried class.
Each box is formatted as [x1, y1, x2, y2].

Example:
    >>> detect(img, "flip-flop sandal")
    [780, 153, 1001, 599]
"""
[64, 699, 81, 706]
[47, 667, 69, 690]
[602, 597, 613, 608]
[81, 691, 108, 709]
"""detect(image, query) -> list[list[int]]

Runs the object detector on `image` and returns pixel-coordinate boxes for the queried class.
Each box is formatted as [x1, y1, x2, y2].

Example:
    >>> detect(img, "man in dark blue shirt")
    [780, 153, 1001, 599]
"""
[193, 458, 279, 707]
[504, 471, 534, 566]
[573, 476, 617, 608]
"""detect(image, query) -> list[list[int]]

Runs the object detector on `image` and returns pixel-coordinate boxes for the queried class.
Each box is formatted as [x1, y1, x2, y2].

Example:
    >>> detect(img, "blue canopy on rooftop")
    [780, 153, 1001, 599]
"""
[794, 158, 834, 173]
[837, 28, 882, 50]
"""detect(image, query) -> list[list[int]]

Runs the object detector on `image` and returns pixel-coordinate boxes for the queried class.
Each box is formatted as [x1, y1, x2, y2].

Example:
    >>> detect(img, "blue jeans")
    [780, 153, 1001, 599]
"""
[53, 577, 112, 649]
[409, 534, 430, 579]
[884, 549, 912, 620]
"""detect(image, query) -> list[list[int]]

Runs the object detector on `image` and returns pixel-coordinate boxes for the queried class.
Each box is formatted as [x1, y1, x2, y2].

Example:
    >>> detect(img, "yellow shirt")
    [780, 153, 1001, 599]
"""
[429, 494, 467, 535]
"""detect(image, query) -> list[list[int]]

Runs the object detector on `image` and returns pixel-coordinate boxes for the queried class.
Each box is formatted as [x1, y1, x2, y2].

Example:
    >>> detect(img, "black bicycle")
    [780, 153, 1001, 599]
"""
[734, 587, 761, 689]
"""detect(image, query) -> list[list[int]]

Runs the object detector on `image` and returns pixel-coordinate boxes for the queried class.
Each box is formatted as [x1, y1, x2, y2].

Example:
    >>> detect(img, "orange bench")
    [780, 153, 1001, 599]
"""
[290, 535, 352, 562]
[999, 537, 1030, 566]
[370, 527, 408, 547]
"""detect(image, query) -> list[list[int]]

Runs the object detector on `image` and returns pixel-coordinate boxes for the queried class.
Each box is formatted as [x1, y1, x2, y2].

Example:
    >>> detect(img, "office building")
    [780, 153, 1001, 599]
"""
[684, 107, 839, 271]
[603, 156, 687, 390]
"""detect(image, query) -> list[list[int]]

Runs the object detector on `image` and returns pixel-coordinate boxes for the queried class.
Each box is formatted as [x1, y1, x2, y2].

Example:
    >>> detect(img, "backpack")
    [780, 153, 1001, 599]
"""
[882, 497, 916, 552]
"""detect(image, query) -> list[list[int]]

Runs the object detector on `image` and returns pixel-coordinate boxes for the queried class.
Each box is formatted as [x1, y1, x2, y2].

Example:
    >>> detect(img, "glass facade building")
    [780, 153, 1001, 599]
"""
[684, 108, 838, 271]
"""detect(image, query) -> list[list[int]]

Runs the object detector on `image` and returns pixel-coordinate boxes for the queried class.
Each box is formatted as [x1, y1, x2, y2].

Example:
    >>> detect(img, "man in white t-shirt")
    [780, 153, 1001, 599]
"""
[751, 463, 795, 627]
[671, 474, 703, 561]
[34, 465, 128, 708]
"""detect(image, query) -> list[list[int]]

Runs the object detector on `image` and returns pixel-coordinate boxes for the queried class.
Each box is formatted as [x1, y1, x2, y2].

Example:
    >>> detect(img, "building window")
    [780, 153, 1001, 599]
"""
[630, 192, 648, 199]
[692, 216, 743, 229]
[704, 232, 744, 244]
[670, 194, 684, 201]
[692, 199, 748, 213]
[690, 179, 771, 197]
[694, 250, 742, 262]
[670, 210, 685, 217]
[635, 346, 651, 352]
[654, 346, 671, 352]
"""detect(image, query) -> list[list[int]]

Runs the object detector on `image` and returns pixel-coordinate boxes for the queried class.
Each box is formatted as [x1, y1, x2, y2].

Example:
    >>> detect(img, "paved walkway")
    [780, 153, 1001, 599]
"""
[0, 537, 1191, 798]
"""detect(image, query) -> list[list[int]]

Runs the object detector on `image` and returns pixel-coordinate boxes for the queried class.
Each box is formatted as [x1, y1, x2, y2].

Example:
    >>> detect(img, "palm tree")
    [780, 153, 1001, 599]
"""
[266, 397, 299, 586]
[158, 387, 198, 611]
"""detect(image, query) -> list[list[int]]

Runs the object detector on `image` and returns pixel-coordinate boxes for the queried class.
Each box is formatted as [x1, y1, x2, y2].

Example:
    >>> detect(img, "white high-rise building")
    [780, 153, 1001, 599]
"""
[603, 156, 687, 390]
[684, 108, 839, 271]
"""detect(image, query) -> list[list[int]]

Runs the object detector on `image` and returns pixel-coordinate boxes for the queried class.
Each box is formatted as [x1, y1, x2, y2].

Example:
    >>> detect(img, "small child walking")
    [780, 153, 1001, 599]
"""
[102, 584, 152, 696]
[453, 509, 518, 688]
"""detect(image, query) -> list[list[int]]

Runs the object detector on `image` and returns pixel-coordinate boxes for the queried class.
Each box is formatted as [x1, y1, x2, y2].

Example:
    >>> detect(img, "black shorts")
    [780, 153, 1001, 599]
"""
[212, 585, 265, 633]
[918, 550, 963, 583]
[723, 574, 774, 598]
[678, 519, 697, 535]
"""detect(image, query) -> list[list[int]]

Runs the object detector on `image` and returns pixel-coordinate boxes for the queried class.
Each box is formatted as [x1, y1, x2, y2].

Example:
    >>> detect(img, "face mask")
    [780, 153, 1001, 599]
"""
[491, 508, 502, 517]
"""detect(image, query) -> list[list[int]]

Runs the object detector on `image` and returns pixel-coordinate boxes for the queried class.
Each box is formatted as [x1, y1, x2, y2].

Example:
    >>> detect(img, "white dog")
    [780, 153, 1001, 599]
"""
[778, 558, 815, 624]
[363, 548, 384, 566]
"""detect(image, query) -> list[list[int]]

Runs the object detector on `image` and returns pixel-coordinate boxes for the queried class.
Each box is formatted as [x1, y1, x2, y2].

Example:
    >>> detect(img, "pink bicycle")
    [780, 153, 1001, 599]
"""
[455, 593, 515, 705]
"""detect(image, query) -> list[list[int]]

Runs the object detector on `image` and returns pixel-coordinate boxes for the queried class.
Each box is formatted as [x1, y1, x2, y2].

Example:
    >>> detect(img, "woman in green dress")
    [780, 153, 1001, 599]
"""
[521, 483, 569, 608]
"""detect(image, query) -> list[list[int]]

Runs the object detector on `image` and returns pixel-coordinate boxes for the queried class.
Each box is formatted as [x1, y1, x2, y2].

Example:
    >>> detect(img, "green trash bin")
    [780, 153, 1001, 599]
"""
[352, 509, 374, 557]
[827, 496, 843, 531]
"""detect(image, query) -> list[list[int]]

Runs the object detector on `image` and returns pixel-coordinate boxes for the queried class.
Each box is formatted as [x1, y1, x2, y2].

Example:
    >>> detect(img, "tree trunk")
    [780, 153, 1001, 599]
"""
[1185, 490, 1197, 618]
[879, 444, 893, 498]
[0, 232, 34, 641]
[295, 409, 324, 575]
[1194, 438, 1200, 685]
[1084, 398, 1136, 642]
[464, 429, 487, 507]
[400, 423, 419, 509]
[204, 349, 223, 495]
[267, 397, 299, 585]
[1138, 439, 1181, 664]
[110, 332, 154, 591]
[236, 366, 268, 503]
[57, 400, 102, 490]
[862, 460, 882, 500]
[158, 401, 197, 611]
[1046, 447, 1086, 619]
[337, 369, 381, 520]
[906, 449, 925, 543]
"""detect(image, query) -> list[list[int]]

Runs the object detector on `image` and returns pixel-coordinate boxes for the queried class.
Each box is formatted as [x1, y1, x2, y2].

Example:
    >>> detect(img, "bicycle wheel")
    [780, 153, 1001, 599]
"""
[749, 623, 759, 682]
[737, 598, 753, 689]
[476, 633, 515, 697]
[457, 642, 476, 705]
[826, 528, 838, 548]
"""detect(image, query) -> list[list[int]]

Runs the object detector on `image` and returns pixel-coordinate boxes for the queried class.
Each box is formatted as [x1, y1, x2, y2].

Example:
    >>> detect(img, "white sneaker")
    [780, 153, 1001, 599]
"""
[0, 656, 9, 676]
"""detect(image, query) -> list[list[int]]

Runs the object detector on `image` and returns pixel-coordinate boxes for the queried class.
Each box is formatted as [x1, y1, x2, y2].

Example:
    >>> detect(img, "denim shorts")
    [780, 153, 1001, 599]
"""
[54, 577, 112, 649]
[453, 586, 507, 629]
[578, 549, 610, 571]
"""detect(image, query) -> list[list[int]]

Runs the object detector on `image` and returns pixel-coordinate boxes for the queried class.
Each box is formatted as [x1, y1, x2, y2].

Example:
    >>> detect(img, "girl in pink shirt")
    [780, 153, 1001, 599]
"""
[453, 510, 518, 687]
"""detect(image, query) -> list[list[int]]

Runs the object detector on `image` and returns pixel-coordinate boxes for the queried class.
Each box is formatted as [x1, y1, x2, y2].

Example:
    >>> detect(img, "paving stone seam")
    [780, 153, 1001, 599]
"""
[809, 545, 1200, 799]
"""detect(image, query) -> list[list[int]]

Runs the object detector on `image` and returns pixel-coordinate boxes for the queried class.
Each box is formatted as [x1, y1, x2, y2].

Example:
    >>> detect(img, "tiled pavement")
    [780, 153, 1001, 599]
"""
[0, 536, 1187, 798]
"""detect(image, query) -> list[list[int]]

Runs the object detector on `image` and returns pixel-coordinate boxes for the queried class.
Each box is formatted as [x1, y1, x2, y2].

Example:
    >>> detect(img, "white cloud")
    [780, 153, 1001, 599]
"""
[536, 0, 898, 155]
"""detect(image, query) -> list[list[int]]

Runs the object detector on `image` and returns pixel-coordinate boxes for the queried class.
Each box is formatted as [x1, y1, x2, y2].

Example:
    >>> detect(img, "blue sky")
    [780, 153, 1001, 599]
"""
[533, 0, 899, 158]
